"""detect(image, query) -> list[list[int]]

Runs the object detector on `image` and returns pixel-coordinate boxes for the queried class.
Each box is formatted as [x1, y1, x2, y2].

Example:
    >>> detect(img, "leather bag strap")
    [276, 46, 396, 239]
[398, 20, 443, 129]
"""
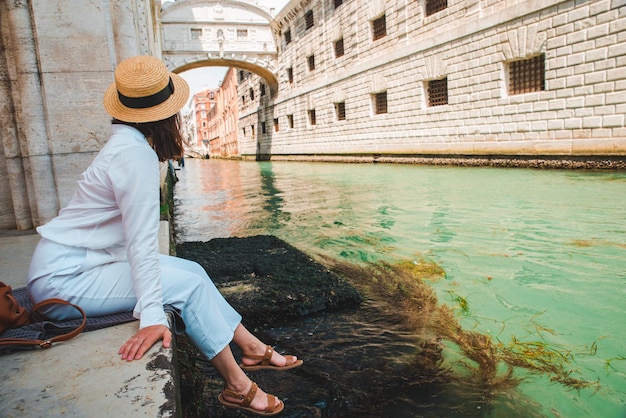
[0, 298, 87, 349]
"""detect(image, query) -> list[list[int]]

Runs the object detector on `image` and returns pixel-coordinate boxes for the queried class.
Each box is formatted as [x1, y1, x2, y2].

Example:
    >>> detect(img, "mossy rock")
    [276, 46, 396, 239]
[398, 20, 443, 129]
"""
[176, 235, 362, 327]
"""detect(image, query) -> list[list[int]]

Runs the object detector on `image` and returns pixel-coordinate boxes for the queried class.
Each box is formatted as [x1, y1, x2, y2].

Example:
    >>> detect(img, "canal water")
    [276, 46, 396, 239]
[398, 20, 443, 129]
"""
[173, 158, 625, 418]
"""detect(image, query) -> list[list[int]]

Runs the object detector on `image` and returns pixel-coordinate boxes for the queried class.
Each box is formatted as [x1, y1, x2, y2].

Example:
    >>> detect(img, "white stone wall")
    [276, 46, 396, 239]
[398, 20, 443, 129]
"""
[0, 0, 156, 229]
[239, 0, 626, 158]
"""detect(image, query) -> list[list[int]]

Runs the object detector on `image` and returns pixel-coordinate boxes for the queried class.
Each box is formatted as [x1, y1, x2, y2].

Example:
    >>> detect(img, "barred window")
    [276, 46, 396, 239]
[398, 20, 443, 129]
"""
[251, 125, 255, 138]
[287, 67, 294, 83]
[308, 109, 317, 125]
[249, 88, 255, 101]
[334, 0, 343, 9]
[427, 77, 448, 107]
[372, 15, 386, 41]
[287, 114, 294, 128]
[335, 102, 346, 120]
[426, 0, 447, 16]
[373, 92, 387, 114]
[241, 95, 245, 104]
[261, 121, 267, 134]
[274, 118, 280, 132]
[191, 28, 202, 40]
[260, 83, 266, 97]
[508, 54, 545, 95]
[334, 38, 345, 58]
[308, 55, 316, 71]
[285, 29, 292, 44]
[305, 10, 314, 30]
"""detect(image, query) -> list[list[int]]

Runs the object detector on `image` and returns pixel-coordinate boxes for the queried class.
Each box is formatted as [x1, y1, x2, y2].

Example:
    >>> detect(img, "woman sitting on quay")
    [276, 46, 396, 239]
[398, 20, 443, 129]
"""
[27, 55, 302, 416]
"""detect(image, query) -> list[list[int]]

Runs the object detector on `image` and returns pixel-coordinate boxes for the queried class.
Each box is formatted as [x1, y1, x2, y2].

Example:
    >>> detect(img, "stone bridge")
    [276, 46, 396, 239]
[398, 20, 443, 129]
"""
[160, 0, 279, 94]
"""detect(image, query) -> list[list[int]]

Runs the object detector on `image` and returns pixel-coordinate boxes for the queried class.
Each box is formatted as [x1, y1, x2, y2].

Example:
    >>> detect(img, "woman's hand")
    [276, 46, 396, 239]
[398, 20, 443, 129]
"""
[119, 324, 172, 361]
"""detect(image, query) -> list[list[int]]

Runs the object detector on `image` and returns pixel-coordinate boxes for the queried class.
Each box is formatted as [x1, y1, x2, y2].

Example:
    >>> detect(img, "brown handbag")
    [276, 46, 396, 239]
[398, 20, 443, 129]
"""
[0, 281, 87, 349]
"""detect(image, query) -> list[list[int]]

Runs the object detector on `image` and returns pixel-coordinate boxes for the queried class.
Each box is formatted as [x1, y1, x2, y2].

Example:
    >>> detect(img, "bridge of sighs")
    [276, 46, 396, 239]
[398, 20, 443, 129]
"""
[160, 0, 279, 94]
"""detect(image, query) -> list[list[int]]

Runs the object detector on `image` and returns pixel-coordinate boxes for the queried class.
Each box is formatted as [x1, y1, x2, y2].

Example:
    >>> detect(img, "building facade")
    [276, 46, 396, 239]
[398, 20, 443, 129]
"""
[206, 67, 240, 158]
[236, 0, 626, 163]
[193, 89, 217, 155]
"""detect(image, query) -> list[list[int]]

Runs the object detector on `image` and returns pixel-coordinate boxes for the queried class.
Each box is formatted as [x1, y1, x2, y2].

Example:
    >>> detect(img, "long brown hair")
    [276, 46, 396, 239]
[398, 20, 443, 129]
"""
[112, 114, 184, 162]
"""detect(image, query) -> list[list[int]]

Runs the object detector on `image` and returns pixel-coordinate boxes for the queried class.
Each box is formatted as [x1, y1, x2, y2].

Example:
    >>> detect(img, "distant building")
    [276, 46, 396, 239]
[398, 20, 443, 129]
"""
[193, 89, 217, 156]
[206, 67, 239, 158]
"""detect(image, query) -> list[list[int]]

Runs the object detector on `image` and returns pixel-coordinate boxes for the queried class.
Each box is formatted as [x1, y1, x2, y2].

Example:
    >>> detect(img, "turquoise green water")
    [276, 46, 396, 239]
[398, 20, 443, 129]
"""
[173, 159, 626, 417]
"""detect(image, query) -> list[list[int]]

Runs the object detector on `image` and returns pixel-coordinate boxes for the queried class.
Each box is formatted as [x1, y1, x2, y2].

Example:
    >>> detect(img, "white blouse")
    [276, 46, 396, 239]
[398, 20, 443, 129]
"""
[37, 124, 167, 329]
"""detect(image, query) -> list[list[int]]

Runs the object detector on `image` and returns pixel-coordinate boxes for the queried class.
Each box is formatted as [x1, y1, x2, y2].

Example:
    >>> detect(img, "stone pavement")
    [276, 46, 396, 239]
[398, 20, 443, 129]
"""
[0, 223, 179, 417]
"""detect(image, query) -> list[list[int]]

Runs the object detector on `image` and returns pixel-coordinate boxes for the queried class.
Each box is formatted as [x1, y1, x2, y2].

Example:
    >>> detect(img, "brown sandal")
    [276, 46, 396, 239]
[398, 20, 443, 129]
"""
[240, 345, 304, 371]
[217, 381, 284, 416]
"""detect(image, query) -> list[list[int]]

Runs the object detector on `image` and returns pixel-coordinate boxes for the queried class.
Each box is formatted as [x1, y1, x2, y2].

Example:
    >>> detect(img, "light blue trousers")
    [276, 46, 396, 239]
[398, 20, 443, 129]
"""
[27, 238, 241, 360]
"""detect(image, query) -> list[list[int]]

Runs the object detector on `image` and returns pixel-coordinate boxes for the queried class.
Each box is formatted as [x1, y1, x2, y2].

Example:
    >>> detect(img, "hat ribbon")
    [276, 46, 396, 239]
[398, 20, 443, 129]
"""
[117, 77, 175, 109]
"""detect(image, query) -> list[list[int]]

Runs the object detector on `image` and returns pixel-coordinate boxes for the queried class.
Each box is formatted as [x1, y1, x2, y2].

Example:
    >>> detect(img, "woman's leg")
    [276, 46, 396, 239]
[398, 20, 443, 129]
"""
[159, 255, 241, 359]
[159, 255, 298, 365]
[159, 255, 282, 411]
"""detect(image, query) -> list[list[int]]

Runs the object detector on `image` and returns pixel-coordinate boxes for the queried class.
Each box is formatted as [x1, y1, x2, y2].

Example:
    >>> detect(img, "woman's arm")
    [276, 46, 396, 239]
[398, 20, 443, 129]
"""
[109, 138, 170, 359]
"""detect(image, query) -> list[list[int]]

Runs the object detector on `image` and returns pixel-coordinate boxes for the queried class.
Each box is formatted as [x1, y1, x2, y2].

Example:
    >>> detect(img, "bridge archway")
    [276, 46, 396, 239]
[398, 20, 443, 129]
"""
[159, 0, 279, 94]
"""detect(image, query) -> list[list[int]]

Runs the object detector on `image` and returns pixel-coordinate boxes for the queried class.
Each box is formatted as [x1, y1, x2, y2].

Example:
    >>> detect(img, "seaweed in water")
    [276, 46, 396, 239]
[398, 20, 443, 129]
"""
[322, 256, 599, 392]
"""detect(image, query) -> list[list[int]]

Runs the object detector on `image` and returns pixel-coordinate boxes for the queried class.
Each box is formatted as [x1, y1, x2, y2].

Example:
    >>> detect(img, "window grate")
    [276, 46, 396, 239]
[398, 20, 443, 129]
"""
[428, 77, 448, 107]
[261, 121, 266, 134]
[287, 114, 294, 129]
[308, 109, 317, 125]
[426, 0, 447, 16]
[372, 15, 386, 41]
[335, 102, 346, 120]
[285, 29, 291, 44]
[249, 88, 254, 101]
[305, 10, 314, 30]
[509, 54, 545, 95]
[260, 83, 266, 97]
[308, 55, 316, 71]
[287, 67, 294, 84]
[334, 38, 344, 58]
[374, 92, 387, 114]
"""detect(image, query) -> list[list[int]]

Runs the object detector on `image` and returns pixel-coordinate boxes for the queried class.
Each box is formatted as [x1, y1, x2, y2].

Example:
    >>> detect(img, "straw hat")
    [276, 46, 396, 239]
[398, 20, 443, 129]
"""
[103, 55, 189, 123]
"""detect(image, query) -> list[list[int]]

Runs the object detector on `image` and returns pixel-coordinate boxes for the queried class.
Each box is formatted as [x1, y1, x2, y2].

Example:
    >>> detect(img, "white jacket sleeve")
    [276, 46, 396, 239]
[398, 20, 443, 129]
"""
[108, 142, 168, 329]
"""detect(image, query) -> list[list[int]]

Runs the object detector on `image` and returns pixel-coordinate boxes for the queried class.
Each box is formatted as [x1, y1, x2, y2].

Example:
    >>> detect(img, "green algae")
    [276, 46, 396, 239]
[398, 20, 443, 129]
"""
[322, 256, 599, 392]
